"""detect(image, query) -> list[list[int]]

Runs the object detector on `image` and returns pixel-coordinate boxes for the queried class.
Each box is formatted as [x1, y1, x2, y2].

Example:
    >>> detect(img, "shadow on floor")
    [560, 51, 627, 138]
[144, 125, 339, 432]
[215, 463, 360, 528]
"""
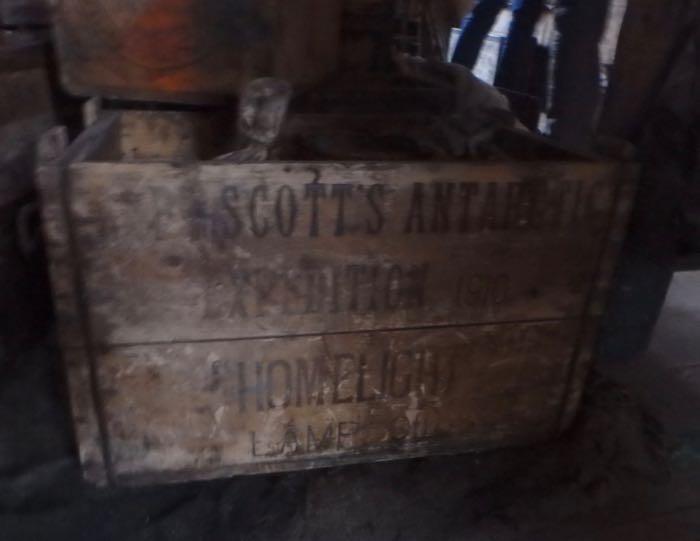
[0, 274, 699, 540]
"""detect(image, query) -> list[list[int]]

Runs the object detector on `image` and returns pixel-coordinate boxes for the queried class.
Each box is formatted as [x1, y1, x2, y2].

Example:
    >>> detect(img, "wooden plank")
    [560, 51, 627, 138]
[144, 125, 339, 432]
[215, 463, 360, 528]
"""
[63, 349, 112, 484]
[118, 111, 204, 161]
[36, 127, 114, 485]
[52, 0, 342, 103]
[36, 128, 84, 349]
[115, 110, 235, 161]
[35, 116, 128, 485]
[62, 161, 624, 347]
[97, 320, 577, 484]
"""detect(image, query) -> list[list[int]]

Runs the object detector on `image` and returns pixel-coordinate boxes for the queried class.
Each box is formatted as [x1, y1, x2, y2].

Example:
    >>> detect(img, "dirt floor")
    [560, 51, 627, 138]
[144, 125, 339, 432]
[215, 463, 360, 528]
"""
[597, 271, 700, 540]
[0, 273, 699, 540]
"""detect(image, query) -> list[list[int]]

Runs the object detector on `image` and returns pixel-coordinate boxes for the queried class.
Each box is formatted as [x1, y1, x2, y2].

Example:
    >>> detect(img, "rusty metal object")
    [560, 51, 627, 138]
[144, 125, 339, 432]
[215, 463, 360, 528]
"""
[52, 0, 342, 103]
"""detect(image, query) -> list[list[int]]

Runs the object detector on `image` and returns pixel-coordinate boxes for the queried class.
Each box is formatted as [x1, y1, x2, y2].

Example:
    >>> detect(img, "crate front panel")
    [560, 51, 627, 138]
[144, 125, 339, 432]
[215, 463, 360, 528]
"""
[96, 320, 578, 482]
[66, 161, 618, 347]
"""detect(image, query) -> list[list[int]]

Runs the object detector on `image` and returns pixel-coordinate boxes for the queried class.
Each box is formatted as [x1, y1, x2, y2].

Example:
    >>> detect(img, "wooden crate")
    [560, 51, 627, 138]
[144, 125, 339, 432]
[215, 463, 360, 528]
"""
[36, 111, 637, 486]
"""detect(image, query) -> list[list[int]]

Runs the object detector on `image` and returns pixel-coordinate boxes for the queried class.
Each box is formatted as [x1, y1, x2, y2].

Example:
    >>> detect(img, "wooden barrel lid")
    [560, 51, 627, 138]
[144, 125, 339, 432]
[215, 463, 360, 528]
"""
[53, 0, 342, 104]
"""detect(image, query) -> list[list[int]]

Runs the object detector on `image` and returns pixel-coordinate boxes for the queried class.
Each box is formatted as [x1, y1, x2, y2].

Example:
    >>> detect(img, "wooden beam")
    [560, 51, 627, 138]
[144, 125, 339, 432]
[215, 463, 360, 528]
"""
[600, 0, 698, 139]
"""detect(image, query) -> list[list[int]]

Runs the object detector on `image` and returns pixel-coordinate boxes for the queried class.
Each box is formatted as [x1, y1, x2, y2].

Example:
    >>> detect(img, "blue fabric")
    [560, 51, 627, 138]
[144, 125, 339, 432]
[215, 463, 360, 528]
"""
[452, 0, 545, 95]
[451, 0, 508, 68]
[493, 0, 545, 93]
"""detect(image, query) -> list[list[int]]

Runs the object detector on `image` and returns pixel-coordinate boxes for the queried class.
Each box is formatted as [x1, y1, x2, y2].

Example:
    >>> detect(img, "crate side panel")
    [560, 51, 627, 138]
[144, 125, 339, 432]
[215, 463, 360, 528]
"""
[36, 140, 110, 484]
[558, 165, 639, 430]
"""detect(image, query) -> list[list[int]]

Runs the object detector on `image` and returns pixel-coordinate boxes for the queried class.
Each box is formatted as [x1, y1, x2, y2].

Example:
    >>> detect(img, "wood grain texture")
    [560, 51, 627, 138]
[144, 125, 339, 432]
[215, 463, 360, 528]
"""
[0, 38, 53, 183]
[114, 110, 236, 161]
[53, 0, 342, 103]
[64, 161, 621, 347]
[558, 165, 638, 431]
[100, 321, 577, 484]
[37, 112, 637, 485]
[36, 129, 85, 350]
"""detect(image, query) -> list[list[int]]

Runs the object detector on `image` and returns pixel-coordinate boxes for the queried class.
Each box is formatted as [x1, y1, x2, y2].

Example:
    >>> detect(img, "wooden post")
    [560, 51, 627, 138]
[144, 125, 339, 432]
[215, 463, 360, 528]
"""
[595, 0, 700, 362]
[600, 0, 698, 140]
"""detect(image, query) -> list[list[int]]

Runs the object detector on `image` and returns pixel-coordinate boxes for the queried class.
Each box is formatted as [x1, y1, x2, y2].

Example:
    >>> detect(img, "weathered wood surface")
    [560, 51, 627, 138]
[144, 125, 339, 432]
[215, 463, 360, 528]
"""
[52, 0, 342, 103]
[36, 123, 123, 486]
[101, 321, 577, 483]
[65, 161, 622, 347]
[37, 113, 637, 485]
[557, 168, 637, 430]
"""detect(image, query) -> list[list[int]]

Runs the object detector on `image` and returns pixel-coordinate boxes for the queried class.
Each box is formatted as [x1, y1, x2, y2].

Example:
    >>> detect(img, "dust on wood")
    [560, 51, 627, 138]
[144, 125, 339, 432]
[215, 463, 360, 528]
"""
[36, 111, 637, 486]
